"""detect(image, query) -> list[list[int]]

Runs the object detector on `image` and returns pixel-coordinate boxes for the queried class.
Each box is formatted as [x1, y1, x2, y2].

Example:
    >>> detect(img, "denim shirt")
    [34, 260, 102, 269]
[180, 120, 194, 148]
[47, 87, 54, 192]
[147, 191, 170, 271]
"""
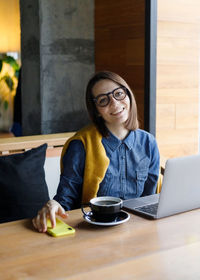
[54, 129, 160, 210]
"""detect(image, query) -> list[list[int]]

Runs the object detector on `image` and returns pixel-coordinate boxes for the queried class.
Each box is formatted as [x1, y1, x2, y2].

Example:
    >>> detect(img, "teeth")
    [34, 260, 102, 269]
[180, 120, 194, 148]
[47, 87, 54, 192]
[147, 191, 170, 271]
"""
[112, 108, 124, 115]
[114, 112, 120, 114]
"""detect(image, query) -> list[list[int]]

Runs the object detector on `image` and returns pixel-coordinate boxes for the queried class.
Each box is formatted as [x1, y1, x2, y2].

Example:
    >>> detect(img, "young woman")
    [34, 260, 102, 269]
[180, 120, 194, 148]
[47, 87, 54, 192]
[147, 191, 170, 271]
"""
[32, 71, 160, 232]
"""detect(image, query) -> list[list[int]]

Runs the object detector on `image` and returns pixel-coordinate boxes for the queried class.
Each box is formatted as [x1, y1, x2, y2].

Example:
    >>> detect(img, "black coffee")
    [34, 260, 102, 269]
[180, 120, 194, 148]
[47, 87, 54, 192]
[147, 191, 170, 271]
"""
[95, 200, 119, 206]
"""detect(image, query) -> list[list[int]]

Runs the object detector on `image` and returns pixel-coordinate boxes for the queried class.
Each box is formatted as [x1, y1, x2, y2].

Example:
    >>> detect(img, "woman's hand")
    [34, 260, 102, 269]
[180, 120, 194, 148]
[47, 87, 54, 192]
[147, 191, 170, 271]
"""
[32, 200, 68, 233]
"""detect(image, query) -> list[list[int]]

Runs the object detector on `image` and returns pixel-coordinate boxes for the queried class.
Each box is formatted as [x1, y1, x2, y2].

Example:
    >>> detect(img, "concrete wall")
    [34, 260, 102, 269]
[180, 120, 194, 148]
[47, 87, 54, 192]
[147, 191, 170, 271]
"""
[20, 0, 41, 135]
[20, 0, 94, 135]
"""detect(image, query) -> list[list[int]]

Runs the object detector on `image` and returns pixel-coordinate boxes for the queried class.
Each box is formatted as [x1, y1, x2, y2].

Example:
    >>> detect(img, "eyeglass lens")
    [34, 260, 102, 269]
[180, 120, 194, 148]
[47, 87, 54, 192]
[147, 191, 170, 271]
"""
[95, 87, 127, 107]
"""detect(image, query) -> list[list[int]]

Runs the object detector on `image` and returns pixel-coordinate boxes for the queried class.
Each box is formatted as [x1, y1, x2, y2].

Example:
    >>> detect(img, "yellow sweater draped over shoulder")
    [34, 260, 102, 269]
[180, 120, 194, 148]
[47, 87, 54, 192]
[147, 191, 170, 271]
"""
[60, 124, 110, 203]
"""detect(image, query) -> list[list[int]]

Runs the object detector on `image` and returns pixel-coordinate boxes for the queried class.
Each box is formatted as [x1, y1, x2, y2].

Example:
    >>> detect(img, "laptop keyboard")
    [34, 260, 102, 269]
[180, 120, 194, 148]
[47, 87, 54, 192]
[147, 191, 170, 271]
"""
[135, 203, 159, 215]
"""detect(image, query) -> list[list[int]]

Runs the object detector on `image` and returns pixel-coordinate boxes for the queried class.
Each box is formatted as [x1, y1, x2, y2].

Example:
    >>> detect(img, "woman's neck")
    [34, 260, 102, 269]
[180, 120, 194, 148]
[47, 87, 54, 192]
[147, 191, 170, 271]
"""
[106, 123, 129, 140]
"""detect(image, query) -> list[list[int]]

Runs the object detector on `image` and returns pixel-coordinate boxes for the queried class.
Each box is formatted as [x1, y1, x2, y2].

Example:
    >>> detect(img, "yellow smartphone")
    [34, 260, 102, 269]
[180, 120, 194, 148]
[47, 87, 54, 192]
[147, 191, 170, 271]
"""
[47, 218, 75, 237]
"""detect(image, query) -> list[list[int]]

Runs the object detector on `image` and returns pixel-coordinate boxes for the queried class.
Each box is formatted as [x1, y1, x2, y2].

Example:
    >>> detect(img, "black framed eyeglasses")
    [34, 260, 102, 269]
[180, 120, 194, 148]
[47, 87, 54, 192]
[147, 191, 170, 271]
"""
[93, 86, 127, 107]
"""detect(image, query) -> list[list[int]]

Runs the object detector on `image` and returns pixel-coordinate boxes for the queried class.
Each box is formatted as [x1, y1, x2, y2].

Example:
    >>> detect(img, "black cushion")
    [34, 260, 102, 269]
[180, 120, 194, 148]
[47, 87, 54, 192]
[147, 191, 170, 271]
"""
[0, 144, 50, 223]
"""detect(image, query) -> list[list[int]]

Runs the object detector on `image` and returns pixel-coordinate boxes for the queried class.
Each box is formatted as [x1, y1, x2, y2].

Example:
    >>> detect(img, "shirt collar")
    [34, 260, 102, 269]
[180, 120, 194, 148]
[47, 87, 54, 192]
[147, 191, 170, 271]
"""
[102, 130, 134, 151]
[123, 130, 134, 150]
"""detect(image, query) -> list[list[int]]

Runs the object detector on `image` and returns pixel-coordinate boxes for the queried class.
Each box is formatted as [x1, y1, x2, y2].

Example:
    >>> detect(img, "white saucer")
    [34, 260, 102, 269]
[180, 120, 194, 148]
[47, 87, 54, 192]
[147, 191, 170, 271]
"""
[83, 210, 130, 226]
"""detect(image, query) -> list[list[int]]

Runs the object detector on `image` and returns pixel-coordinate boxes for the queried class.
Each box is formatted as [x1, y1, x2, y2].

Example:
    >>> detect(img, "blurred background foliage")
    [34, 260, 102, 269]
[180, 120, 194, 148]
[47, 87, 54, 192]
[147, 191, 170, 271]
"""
[0, 54, 20, 131]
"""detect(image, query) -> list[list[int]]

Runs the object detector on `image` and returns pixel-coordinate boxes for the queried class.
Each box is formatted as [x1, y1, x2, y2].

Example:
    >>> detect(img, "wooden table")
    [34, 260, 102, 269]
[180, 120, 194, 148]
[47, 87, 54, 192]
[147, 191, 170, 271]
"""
[0, 132, 14, 138]
[0, 208, 200, 280]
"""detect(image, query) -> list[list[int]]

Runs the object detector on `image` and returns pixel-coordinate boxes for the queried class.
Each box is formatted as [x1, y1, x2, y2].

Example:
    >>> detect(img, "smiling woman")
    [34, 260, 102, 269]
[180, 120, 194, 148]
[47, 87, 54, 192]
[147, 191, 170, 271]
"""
[85, 71, 139, 139]
[32, 71, 160, 233]
[92, 81, 130, 140]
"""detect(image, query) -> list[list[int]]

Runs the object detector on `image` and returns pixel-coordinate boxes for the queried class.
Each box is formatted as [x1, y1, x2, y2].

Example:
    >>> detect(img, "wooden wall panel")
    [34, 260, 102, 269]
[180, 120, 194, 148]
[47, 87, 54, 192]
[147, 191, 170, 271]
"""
[156, 0, 200, 158]
[95, 0, 145, 128]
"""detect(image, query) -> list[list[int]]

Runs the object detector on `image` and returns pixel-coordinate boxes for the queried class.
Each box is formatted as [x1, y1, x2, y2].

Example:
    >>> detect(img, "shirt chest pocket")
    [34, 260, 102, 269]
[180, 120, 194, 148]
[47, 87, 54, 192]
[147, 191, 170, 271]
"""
[136, 158, 150, 195]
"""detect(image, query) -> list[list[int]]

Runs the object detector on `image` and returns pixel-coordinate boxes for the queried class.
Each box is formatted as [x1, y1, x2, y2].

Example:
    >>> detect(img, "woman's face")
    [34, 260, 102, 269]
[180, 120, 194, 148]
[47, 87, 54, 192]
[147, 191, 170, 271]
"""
[92, 79, 130, 128]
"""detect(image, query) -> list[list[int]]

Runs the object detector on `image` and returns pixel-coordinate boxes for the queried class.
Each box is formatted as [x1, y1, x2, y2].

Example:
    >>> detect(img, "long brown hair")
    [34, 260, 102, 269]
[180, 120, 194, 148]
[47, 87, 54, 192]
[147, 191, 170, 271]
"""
[86, 71, 139, 137]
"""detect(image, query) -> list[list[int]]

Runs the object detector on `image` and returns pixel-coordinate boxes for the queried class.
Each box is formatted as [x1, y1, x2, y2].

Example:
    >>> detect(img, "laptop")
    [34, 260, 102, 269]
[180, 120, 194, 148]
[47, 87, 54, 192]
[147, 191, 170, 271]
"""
[123, 154, 200, 219]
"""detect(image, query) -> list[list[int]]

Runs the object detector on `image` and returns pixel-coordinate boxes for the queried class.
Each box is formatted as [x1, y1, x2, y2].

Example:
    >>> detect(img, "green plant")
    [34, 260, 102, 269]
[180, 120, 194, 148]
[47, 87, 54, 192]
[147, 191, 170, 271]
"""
[0, 54, 20, 131]
[0, 54, 20, 87]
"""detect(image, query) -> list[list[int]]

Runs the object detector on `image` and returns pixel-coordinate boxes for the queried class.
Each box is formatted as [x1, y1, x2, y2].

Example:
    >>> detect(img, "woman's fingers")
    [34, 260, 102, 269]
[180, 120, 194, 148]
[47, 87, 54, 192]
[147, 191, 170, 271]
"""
[32, 200, 68, 233]
[39, 210, 49, 232]
[33, 207, 48, 232]
[57, 205, 68, 218]
[32, 216, 37, 229]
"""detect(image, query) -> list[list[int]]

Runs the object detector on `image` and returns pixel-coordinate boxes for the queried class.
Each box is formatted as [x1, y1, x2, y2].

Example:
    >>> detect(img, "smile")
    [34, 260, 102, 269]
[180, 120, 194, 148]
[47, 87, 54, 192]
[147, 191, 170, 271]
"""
[111, 108, 125, 116]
